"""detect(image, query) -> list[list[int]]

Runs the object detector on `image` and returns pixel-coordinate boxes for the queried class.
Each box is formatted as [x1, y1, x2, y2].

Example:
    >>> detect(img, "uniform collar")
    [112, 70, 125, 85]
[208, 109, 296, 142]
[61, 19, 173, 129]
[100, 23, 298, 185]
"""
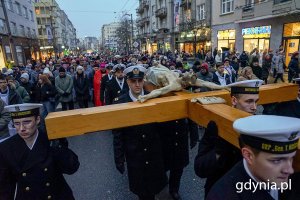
[129, 89, 144, 102]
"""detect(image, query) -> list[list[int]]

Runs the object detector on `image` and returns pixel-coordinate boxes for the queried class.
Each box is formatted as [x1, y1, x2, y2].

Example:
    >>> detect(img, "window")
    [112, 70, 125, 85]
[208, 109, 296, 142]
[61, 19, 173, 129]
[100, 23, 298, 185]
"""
[19, 25, 25, 36]
[35, 7, 40, 15]
[245, 0, 254, 6]
[27, 27, 31, 37]
[23, 6, 28, 18]
[197, 4, 205, 20]
[274, 0, 291, 4]
[221, 0, 234, 14]
[0, 19, 7, 33]
[29, 10, 34, 21]
[10, 22, 17, 35]
[15, 2, 22, 15]
[6, 0, 14, 11]
[32, 29, 36, 38]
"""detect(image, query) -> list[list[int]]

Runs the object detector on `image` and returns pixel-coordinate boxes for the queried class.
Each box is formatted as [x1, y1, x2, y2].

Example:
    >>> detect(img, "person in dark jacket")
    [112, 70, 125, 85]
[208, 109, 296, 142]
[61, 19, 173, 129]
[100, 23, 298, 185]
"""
[100, 63, 114, 105]
[0, 103, 80, 200]
[194, 80, 263, 197]
[207, 115, 300, 200]
[288, 51, 299, 82]
[0, 99, 11, 141]
[73, 66, 89, 108]
[112, 65, 167, 200]
[105, 64, 129, 105]
[39, 74, 56, 118]
[250, 57, 262, 80]
[158, 119, 197, 200]
[239, 51, 249, 68]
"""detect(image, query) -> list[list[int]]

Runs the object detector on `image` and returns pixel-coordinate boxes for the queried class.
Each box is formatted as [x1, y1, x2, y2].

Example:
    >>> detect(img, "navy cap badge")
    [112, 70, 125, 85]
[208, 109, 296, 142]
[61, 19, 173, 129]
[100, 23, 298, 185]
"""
[133, 68, 139, 75]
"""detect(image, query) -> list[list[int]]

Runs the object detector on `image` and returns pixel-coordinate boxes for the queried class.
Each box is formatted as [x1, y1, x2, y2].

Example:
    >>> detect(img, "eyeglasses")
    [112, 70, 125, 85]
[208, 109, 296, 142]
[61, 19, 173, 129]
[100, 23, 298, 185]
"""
[14, 120, 33, 127]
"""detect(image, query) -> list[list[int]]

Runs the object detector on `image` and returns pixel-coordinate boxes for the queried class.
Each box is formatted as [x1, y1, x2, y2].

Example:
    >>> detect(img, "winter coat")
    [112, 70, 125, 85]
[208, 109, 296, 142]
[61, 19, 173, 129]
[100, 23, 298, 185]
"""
[288, 57, 299, 81]
[14, 81, 30, 103]
[40, 83, 56, 102]
[0, 99, 11, 140]
[55, 75, 74, 102]
[73, 73, 89, 101]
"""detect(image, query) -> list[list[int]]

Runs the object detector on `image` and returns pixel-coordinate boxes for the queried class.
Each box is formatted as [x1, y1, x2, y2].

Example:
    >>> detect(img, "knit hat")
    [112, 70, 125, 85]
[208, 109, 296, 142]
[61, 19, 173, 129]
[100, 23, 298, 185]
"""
[59, 66, 66, 72]
[200, 62, 209, 71]
[20, 73, 29, 81]
[43, 67, 50, 75]
[76, 65, 84, 71]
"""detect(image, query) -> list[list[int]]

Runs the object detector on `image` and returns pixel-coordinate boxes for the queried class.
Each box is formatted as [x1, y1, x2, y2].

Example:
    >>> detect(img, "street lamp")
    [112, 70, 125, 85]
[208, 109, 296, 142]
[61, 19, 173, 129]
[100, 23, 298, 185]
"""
[123, 13, 134, 54]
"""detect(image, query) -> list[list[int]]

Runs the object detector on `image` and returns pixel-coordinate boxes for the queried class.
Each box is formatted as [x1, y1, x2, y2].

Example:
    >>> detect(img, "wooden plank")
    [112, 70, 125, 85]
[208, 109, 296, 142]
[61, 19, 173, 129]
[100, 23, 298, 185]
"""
[188, 102, 251, 148]
[188, 102, 300, 172]
[46, 96, 188, 139]
[45, 83, 298, 139]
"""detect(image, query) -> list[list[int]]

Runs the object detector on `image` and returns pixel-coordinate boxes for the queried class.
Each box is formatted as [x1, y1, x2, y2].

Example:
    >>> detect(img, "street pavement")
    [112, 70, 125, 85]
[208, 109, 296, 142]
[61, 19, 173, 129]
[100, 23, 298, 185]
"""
[65, 130, 206, 200]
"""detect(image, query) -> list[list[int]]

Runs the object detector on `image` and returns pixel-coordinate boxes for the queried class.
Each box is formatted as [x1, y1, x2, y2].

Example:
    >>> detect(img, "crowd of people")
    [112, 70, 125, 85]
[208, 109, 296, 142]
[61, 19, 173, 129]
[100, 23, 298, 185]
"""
[0, 48, 299, 200]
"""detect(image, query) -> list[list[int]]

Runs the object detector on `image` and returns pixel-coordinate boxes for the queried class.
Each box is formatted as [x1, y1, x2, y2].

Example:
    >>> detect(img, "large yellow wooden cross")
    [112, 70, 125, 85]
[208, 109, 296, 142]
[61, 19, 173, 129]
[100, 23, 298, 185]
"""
[45, 83, 300, 171]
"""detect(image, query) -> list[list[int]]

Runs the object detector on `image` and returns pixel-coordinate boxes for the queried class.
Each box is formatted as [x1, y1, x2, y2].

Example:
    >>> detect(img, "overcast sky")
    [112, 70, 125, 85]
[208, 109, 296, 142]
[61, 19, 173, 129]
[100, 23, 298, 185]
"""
[56, 0, 138, 39]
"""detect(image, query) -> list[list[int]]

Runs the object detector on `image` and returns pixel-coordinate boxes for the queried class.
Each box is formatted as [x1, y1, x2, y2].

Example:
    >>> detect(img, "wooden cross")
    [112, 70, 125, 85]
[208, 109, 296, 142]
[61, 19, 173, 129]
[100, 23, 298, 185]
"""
[45, 83, 300, 171]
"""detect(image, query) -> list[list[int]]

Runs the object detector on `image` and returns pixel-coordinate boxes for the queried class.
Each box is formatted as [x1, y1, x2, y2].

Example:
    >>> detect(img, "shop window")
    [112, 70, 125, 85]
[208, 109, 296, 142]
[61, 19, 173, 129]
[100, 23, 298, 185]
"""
[284, 22, 300, 37]
[16, 46, 24, 65]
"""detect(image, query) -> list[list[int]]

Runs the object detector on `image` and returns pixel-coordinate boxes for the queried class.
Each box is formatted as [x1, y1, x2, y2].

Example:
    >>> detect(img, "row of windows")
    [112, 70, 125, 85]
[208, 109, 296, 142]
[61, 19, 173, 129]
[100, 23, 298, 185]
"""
[0, 18, 36, 38]
[5, 0, 35, 21]
[10, 21, 36, 38]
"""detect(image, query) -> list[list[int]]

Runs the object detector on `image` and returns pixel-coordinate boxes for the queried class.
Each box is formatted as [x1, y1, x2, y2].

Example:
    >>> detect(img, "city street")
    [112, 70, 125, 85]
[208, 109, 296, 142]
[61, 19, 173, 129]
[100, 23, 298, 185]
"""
[65, 130, 205, 200]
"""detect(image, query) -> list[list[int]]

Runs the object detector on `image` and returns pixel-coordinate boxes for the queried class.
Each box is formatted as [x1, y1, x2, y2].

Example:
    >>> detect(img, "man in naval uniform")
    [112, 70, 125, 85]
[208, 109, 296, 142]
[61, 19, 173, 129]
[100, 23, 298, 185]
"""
[105, 63, 129, 105]
[0, 103, 80, 200]
[194, 79, 263, 197]
[207, 115, 300, 200]
[112, 65, 167, 200]
[100, 63, 114, 105]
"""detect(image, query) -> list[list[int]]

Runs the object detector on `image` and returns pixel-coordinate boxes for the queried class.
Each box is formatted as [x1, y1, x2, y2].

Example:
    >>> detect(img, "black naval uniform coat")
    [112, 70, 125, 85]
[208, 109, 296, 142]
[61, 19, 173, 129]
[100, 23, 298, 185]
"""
[207, 161, 278, 200]
[113, 93, 167, 196]
[158, 119, 189, 171]
[100, 73, 113, 104]
[0, 130, 79, 200]
[273, 99, 300, 118]
[105, 77, 129, 105]
[194, 121, 242, 196]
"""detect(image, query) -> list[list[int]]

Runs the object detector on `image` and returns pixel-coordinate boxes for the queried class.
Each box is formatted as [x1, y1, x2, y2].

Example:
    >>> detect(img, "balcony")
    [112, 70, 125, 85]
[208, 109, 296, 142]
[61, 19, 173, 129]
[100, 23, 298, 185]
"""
[180, 0, 192, 10]
[235, 0, 300, 22]
[142, 0, 150, 8]
[136, 19, 144, 27]
[155, 7, 167, 18]
[142, 16, 150, 24]
[136, 5, 144, 14]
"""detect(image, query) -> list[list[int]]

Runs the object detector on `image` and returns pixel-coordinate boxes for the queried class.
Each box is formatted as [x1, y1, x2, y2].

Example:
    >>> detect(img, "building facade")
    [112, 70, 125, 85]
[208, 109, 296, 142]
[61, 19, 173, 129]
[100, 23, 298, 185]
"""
[136, 0, 212, 55]
[84, 36, 99, 51]
[34, 0, 77, 60]
[0, 0, 39, 68]
[101, 22, 121, 50]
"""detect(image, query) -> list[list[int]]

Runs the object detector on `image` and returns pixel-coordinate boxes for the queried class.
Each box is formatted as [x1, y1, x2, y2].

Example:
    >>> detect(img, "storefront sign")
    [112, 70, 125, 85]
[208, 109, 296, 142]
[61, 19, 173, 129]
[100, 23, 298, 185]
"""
[242, 26, 271, 39]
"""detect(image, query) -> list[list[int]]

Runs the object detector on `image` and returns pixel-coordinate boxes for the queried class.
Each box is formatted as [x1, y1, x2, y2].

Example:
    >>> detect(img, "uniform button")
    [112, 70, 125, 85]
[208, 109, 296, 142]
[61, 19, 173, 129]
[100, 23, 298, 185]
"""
[25, 187, 30, 191]
[175, 132, 178, 135]
[117, 90, 120, 93]
[22, 173, 26, 177]
[47, 195, 52, 199]
[144, 148, 147, 151]
[44, 168, 48, 172]
[145, 161, 149, 165]
[46, 182, 50, 187]
[142, 134, 146, 138]
[175, 143, 178, 146]
[176, 121, 179, 123]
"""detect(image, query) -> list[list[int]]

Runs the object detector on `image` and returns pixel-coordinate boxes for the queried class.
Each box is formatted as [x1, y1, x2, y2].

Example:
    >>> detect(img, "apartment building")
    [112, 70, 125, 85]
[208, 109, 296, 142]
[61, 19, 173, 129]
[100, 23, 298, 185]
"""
[0, 0, 39, 68]
[34, 0, 77, 59]
[101, 22, 121, 50]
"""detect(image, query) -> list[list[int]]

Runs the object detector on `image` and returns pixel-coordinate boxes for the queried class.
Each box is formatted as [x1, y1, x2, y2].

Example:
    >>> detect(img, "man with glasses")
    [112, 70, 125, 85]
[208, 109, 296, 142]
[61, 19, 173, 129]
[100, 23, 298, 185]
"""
[112, 65, 167, 200]
[0, 103, 79, 199]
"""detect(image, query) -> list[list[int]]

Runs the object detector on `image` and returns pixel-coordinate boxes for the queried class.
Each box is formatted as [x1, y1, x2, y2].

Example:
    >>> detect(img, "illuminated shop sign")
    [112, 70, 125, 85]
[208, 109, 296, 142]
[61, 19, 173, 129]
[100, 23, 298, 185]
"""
[242, 26, 271, 39]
